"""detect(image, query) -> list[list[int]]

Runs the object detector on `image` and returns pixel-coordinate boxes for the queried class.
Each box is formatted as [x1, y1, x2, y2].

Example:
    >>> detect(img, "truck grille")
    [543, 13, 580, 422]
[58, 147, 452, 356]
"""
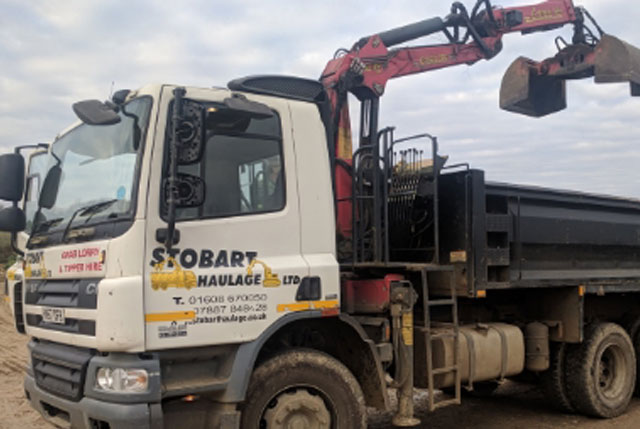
[30, 341, 93, 402]
[25, 278, 99, 309]
[24, 278, 98, 336]
[25, 314, 96, 336]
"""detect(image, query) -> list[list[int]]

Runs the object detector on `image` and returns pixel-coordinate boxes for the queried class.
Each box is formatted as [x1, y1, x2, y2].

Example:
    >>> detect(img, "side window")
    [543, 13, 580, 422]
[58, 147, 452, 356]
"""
[24, 175, 40, 233]
[167, 103, 285, 221]
[238, 153, 283, 213]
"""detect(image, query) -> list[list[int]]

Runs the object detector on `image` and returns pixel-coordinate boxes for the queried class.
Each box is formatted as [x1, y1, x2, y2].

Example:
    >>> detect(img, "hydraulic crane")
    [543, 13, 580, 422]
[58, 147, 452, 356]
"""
[320, 0, 640, 241]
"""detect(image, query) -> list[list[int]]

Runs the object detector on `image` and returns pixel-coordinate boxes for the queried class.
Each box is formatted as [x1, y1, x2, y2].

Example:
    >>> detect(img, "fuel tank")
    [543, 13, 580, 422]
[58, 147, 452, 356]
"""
[414, 323, 525, 389]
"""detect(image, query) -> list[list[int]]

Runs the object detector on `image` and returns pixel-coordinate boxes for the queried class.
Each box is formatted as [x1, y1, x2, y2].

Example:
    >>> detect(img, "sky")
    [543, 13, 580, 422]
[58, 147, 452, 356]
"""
[1, 0, 639, 198]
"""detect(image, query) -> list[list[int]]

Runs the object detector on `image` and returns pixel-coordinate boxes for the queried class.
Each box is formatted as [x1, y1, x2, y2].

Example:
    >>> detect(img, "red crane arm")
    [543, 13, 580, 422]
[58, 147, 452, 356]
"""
[321, 0, 579, 102]
[497, 0, 577, 34]
[320, 0, 630, 240]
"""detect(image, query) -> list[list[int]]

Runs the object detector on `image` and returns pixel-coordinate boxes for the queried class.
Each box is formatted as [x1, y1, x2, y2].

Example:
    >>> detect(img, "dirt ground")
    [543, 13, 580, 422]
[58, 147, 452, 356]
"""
[368, 386, 640, 429]
[1, 296, 639, 429]
[0, 297, 50, 429]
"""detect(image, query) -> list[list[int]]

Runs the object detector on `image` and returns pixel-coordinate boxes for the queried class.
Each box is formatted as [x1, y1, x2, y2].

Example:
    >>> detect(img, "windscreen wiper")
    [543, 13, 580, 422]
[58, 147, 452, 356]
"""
[62, 199, 118, 243]
[33, 217, 64, 233]
[26, 217, 64, 248]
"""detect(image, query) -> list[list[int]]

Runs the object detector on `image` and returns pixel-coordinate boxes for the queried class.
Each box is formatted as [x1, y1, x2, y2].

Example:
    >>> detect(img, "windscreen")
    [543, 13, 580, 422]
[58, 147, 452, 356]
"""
[30, 97, 152, 242]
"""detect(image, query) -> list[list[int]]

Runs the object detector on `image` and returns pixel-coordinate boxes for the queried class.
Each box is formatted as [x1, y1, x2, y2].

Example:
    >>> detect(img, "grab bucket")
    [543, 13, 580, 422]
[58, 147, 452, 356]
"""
[594, 34, 640, 96]
[499, 56, 567, 117]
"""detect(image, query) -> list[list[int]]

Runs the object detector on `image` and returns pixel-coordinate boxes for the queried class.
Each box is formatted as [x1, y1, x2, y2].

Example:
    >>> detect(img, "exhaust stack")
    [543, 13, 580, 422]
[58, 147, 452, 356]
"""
[500, 34, 640, 117]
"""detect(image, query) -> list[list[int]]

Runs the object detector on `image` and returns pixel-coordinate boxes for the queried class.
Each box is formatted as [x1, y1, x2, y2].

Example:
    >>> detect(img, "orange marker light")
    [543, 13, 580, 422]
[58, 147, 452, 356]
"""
[321, 307, 340, 317]
[182, 394, 199, 402]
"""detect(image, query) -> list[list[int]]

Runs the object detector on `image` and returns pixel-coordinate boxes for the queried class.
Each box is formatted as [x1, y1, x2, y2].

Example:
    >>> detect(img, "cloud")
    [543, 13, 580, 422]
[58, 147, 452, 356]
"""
[0, 0, 639, 199]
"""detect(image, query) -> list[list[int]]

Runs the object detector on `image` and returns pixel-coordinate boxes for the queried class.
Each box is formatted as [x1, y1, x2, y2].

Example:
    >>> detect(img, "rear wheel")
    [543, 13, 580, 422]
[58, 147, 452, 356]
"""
[241, 348, 366, 429]
[540, 342, 574, 413]
[624, 316, 640, 396]
[565, 322, 636, 418]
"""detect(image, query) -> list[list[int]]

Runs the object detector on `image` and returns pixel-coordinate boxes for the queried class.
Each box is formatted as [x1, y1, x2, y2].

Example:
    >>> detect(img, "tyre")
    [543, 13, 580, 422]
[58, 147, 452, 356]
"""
[540, 342, 574, 413]
[624, 316, 640, 396]
[241, 348, 366, 429]
[565, 322, 636, 418]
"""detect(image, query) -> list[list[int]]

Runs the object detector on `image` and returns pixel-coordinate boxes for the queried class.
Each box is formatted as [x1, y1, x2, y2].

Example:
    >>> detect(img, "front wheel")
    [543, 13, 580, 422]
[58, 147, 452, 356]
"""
[565, 322, 636, 418]
[241, 348, 366, 429]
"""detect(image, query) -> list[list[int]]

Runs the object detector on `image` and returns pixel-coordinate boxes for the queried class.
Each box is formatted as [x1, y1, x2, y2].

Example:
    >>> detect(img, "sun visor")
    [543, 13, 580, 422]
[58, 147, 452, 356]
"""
[499, 56, 567, 117]
[594, 34, 640, 96]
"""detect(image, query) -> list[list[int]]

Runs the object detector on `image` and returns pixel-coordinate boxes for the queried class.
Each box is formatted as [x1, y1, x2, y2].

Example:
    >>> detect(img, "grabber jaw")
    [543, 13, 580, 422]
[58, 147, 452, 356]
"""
[594, 34, 640, 96]
[500, 34, 640, 117]
[499, 56, 567, 118]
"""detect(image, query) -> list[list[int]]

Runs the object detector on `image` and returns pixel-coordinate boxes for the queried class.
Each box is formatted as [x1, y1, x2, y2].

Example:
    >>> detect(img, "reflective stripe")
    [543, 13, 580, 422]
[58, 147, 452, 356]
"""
[145, 311, 196, 323]
[277, 300, 339, 313]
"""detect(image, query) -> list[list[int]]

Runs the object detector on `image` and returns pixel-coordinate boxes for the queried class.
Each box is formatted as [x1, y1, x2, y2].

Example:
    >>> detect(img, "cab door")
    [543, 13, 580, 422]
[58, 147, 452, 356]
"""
[144, 86, 310, 350]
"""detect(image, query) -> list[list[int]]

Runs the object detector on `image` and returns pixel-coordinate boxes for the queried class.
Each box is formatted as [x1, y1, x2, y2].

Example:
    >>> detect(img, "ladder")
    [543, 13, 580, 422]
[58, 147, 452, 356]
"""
[420, 267, 461, 411]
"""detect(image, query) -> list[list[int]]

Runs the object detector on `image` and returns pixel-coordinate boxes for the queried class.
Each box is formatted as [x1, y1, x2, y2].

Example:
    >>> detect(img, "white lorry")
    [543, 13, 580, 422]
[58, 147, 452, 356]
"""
[1, 1, 640, 428]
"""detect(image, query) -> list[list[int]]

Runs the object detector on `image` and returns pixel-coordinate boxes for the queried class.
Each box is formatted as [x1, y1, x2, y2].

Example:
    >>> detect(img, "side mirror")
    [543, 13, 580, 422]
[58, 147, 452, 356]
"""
[0, 153, 25, 201]
[0, 206, 26, 232]
[164, 173, 205, 208]
[72, 100, 121, 126]
[500, 56, 567, 117]
[39, 165, 62, 209]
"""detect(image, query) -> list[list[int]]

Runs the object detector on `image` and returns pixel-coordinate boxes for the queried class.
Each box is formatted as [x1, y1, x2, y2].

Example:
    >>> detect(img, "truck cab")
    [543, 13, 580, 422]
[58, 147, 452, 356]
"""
[1, 79, 349, 428]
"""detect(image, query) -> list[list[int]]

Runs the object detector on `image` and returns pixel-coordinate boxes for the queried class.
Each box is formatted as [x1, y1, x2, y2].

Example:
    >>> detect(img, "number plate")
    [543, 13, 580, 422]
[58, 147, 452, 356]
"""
[42, 307, 66, 325]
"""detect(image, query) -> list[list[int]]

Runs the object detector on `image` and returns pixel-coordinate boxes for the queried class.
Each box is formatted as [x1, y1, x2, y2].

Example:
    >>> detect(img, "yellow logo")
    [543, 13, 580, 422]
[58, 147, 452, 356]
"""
[416, 53, 450, 67]
[151, 257, 197, 291]
[246, 259, 281, 287]
[23, 254, 47, 279]
[6, 269, 15, 281]
[524, 7, 563, 24]
[364, 63, 384, 74]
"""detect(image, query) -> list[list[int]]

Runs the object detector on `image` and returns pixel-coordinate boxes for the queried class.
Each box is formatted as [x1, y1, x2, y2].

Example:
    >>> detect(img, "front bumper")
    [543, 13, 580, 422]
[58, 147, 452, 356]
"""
[24, 339, 242, 429]
[24, 374, 163, 429]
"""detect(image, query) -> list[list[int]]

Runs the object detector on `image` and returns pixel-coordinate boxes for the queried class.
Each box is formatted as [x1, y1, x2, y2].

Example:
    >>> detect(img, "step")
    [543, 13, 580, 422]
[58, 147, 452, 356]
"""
[427, 299, 455, 307]
[431, 365, 458, 375]
[432, 398, 461, 410]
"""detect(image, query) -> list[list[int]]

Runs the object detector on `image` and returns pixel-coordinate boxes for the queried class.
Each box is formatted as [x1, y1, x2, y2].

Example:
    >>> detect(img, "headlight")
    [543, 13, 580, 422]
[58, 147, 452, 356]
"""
[96, 367, 149, 393]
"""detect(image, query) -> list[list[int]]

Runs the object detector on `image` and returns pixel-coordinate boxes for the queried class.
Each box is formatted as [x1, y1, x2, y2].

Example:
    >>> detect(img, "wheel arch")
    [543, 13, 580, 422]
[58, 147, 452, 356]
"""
[218, 311, 389, 410]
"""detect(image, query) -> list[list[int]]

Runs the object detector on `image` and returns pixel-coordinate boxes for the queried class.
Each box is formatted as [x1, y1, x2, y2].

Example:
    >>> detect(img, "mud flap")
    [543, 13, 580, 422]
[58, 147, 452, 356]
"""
[593, 34, 640, 96]
[499, 56, 567, 117]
